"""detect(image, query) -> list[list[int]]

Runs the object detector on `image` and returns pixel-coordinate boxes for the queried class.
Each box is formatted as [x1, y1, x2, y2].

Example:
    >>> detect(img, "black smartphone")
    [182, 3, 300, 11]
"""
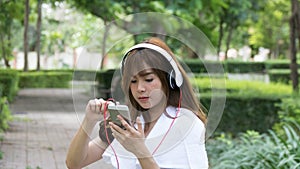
[107, 104, 131, 128]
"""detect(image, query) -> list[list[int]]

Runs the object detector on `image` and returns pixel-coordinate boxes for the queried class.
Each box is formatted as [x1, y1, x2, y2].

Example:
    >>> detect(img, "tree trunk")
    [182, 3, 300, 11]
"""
[23, 0, 29, 71]
[289, 0, 299, 93]
[225, 25, 234, 60]
[217, 18, 224, 59]
[0, 26, 11, 68]
[100, 20, 111, 69]
[36, 0, 42, 71]
[0, 32, 6, 66]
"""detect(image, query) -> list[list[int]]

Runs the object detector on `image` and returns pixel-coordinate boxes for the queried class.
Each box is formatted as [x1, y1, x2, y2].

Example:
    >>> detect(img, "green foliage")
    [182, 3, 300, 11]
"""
[0, 0, 23, 65]
[225, 60, 265, 73]
[248, 0, 290, 58]
[207, 121, 300, 168]
[183, 59, 266, 73]
[96, 69, 118, 89]
[268, 69, 300, 84]
[0, 69, 19, 102]
[19, 71, 72, 88]
[265, 60, 290, 70]
[202, 95, 282, 134]
[0, 97, 12, 132]
[195, 78, 291, 134]
[273, 97, 300, 136]
[183, 59, 298, 84]
[183, 59, 224, 73]
[194, 78, 292, 97]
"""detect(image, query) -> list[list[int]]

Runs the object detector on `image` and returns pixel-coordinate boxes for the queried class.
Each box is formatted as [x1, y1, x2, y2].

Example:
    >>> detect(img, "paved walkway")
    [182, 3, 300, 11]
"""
[0, 84, 113, 169]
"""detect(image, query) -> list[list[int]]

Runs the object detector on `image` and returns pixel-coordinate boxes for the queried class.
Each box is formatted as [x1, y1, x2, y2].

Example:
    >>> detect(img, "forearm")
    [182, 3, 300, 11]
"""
[138, 157, 160, 169]
[66, 118, 97, 168]
[136, 147, 160, 169]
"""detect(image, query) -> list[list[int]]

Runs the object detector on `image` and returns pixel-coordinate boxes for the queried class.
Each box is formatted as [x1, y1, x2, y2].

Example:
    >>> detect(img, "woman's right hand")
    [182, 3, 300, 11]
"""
[85, 98, 109, 123]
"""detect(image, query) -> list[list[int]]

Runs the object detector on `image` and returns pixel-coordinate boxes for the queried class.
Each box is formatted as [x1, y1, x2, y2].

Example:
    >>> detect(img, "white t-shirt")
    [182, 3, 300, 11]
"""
[102, 106, 208, 169]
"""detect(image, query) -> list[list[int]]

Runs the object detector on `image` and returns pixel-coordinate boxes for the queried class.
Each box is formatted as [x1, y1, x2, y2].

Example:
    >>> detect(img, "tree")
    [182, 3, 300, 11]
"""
[289, 0, 300, 93]
[216, 0, 265, 59]
[248, 0, 290, 59]
[24, 0, 30, 71]
[0, 0, 23, 68]
[35, 0, 42, 70]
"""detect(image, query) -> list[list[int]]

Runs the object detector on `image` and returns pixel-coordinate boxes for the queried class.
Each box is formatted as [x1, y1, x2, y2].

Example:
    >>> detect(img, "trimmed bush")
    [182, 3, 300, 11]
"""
[225, 60, 265, 73]
[19, 71, 72, 88]
[32, 69, 99, 81]
[95, 69, 119, 99]
[95, 69, 293, 135]
[0, 97, 12, 131]
[201, 95, 281, 134]
[194, 78, 292, 97]
[0, 69, 19, 102]
[182, 59, 224, 73]
[265, 60, 290, 70]
[72, 70, 98, 81]
[268, 69, 300, 84]
[195, 78, 292, 135]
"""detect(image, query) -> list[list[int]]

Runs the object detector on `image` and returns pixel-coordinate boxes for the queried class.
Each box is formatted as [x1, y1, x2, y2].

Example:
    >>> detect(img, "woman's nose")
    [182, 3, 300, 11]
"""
[137, 82, 146, 92]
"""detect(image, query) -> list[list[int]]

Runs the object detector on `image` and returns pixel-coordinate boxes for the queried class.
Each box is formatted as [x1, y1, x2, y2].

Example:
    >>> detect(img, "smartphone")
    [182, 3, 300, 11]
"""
[107, 104, 131, 128]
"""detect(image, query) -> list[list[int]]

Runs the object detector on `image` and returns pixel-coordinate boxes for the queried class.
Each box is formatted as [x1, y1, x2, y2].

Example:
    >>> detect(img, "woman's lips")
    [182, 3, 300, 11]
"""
[138, 96, 149, 102]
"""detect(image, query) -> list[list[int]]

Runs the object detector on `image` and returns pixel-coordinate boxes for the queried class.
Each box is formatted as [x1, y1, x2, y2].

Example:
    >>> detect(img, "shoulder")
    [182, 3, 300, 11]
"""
[166, 106, 206, 142]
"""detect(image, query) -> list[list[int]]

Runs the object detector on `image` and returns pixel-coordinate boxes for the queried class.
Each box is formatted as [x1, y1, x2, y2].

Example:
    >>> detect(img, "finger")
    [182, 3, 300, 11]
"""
[98, 98, 107, 112]
[110, 126, 118, 139]
[94, 99, 101, 113]
[117, 115, 135, 133]
[109, 122, 126, 134]
[88, 99, 96, 112]
[118, 115, 129, 127]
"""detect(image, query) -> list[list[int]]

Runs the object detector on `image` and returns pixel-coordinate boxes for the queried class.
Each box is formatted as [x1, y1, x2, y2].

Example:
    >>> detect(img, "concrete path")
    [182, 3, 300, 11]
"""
[0, 84, 114, 169]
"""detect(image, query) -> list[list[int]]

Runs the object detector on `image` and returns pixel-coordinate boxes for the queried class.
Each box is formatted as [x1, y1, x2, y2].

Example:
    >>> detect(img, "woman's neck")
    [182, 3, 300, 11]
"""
[143, 102, 166, 137]
[148, 102, 166, 122]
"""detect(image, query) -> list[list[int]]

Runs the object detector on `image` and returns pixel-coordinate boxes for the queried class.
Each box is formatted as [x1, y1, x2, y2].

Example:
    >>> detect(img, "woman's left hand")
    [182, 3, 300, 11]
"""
[110, 116, 151, 158]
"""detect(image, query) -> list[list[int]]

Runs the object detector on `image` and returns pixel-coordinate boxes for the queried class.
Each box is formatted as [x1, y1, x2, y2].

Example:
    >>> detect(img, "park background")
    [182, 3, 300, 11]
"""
[0, 0, 300, 168]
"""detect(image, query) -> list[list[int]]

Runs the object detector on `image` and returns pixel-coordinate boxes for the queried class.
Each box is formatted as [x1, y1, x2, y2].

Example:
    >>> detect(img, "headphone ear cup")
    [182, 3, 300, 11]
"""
[168, 70, 177, 90]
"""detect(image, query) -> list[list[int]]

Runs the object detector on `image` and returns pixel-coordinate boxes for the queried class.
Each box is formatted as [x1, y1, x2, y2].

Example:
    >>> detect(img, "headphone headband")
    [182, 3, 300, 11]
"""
[121, 43, 183, 87]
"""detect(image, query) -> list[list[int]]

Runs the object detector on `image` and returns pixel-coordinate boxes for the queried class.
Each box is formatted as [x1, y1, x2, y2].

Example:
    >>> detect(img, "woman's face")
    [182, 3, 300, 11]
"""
[130, 69, 165, 110]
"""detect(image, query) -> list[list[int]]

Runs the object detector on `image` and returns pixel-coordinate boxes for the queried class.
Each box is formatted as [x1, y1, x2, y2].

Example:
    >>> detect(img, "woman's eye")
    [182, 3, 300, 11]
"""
[145, 78, 153, 82]
[131, 79, 137, 83]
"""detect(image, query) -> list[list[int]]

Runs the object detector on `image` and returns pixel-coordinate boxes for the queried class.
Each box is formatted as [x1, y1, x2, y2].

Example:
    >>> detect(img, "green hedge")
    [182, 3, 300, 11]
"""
[268, 69, 300, 84]
[183, 59, 266, 73]
[265, 60, 290, 70]
[195, 78, 292, 135]
[0, 69, 19, 102]
[96, 69, 118, 88]
[19, 71, 73, 88]
[201, 95, 281, 135]
[225, 61, 265, 73]
[72, 70, 99, 81]
[183, 59, 291, 74]
[194, 78, 292, 97]
[95, 69, 292, 135]
[0, 97, 12, 131]
[182, 59, 223, 73]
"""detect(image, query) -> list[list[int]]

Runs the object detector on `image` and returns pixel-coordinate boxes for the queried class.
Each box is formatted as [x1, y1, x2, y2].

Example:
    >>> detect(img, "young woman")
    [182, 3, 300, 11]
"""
[66, 37, 208, 169]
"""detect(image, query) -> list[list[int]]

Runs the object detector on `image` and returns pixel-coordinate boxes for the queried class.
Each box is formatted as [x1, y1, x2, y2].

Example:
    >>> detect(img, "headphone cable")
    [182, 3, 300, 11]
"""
[103, 100, 120, 169]
[151, 90, 182, 155]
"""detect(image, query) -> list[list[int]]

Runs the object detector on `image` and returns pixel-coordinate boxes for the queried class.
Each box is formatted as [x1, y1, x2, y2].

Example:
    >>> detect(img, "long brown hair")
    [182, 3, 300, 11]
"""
[122, 37, 207, 124]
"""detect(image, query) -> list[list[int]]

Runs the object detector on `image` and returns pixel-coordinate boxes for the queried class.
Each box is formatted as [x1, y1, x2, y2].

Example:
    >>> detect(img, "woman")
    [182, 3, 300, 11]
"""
[66, 37, 208, 169]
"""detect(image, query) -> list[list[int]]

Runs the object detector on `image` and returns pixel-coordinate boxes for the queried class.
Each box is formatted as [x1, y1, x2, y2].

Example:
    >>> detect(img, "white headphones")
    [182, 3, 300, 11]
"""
[121, 43, 183, 89]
